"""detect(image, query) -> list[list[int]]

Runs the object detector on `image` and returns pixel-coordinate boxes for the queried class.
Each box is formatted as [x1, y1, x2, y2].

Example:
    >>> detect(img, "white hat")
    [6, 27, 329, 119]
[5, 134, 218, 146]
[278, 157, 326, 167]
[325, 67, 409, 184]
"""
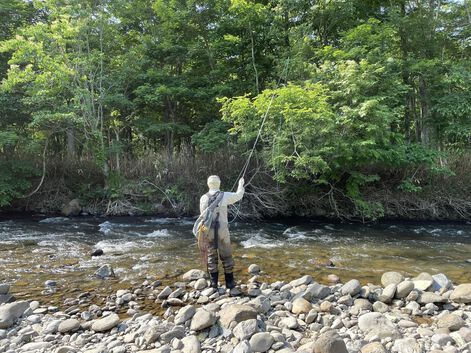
[207, 175, 221, 190]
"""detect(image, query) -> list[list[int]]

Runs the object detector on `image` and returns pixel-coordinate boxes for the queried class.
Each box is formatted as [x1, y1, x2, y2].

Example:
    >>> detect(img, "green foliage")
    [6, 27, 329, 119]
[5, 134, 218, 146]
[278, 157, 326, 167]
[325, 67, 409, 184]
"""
[0, 160, 34, 207]
[192, 120, 231, 153]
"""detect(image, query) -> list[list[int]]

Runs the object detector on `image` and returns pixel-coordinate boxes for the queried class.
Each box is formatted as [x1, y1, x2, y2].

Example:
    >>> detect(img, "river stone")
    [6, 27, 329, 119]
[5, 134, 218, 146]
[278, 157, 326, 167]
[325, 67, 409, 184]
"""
[437, 313, 465, 331]
[341, 279, 361, 296]
[418, 292, 446, 304]
[289, 275, 312, 287]
[181, 335, 201, 353]
[249, 332, 274, 352]
[248, 264, 261, 274]
[358, 312, 400, 339]
[432, 333, 453, 346]
[395, 281, 414, 298]
[392, 338, 422, 353]
[94, 264, 115, 279]
[182, 269, 206, 282]
[291, 297, 312, 315]
[91, 313, 120, 332]
[58, 319, 81, 333]
[233, 318, 259, 340]
[0, 294, 13, 305]
[354, 298, 372, 311]
[313, 330, 348, 353]
[303, 282, 331, 300]
[381, 272, 404, 287]
[21, 341, 53, 352]
[458, 327, 471, 342]
[190, 308, 216, 331]
[412, 272, 433, 291]
[0, 284, 9, 295]
[158, 286, 172, 299]
[219, 304, 257, 328]
[233, 341, 251, 353]
[175, 305, 196, 324]
[450, 283, 471, 303]
[55, 346, 78, 353]
[0, 300, 29, 329]
[432, 273, 452, 291]
[361, 342, 387, 353]
[378, 284, 396, 303]
[194, 278, 207, 290]
[372, 301, 389, 313]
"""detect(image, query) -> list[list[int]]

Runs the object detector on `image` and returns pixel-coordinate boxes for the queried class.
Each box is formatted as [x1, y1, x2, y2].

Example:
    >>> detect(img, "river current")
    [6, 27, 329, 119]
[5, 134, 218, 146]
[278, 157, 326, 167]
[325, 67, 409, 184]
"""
[0, 216, 470, 306]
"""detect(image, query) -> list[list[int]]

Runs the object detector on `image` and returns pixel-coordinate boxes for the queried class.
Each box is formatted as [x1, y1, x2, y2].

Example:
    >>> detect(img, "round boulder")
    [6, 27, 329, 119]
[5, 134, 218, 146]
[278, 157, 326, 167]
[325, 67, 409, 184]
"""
[381, 272, 404, 287]
[249, 332, 274, 352]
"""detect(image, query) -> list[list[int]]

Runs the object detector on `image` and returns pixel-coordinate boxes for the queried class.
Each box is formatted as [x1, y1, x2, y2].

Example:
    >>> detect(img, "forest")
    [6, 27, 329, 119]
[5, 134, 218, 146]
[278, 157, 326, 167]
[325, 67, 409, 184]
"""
[0, 0, 470, 221]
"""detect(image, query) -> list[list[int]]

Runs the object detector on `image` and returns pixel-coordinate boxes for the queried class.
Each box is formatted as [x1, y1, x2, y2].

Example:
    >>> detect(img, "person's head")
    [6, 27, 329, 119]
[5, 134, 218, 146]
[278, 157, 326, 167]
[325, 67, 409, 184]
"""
[207, 175, 221, 190]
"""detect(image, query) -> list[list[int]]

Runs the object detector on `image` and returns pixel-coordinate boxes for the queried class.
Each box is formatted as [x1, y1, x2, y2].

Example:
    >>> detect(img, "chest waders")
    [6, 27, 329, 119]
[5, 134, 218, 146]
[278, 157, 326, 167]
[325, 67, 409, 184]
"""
[206, 192, 221, 289]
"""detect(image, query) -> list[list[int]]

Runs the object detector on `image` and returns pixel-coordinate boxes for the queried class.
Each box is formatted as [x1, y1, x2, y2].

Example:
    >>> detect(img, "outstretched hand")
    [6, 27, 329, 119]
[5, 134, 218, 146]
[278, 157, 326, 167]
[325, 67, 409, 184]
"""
[238, 177, 245, 187]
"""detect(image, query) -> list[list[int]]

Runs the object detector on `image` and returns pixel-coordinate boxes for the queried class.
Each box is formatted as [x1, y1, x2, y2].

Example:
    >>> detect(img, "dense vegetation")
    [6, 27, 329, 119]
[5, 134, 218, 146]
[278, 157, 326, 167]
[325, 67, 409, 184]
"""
[0, 0, 470, 220]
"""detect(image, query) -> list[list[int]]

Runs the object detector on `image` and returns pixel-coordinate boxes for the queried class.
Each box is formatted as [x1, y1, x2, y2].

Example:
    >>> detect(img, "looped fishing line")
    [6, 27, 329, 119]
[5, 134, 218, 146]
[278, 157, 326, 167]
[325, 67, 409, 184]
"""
[228, 58, 291, 223]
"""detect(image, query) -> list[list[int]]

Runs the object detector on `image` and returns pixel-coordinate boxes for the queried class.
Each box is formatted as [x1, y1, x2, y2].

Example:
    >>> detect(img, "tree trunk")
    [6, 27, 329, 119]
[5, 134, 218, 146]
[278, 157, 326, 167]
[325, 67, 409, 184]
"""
[66, 125, 76, 160]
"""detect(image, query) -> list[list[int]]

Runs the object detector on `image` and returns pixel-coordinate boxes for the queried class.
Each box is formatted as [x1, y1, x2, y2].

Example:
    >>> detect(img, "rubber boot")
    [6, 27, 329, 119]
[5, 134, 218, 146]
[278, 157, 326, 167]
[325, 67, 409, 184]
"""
[210, 272, 218, 289]
[225, 272, 236, 289]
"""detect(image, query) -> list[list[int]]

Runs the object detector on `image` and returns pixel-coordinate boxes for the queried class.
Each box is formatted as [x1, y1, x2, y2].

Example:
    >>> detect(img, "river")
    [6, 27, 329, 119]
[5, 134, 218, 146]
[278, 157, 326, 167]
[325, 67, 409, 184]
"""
[0, 216, 470, 308]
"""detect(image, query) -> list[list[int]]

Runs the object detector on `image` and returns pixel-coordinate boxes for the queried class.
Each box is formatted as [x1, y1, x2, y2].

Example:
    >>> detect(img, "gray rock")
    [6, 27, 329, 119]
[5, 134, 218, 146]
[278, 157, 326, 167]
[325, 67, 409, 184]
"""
[58, 319, 81, 333]
[161, 326, 185, 343]
[381, 272, 404, 287]
[372, 301, 388, 313]
[94, 264, 115, 279]
[248, 264, 261, 274]
[378, 284, 396, 303]
[432, 273, 452, 291]
[458, 327, 471, 342]
[182, 269, 206, 282]
[412, 272, 433, 291]
[219, 304, 258, 328]
[234, 341, 252, 353]
[55, 346, 78, 353]
[0, 285, 10, 295]
[360, 342, 386, 353]
[354, 298, 372, 311]
[62, 199, 81, 216]
[234, 319, 259, 340]
[289, 275, 312, 287]
[194, 279, 207, 290]
[450, 283, 471, 303]
[175, 305, 196, 325]
[181, 335, 201, 353]
[358, 312, 400, 339]
[20, 342, 53, 352]
[437, 314, 465, 331]
[279, 316, 298, 329]
[303, 283, 331, 300]
[291, 297, 312, 314]
[0, 294, 13, 305]
[249, 332, 274, 352]
[341, 279, 361, 296]
[313, 330, 348, 353]
[432, 333, 453, 346]
[144, 323, 173, 344]
[418, 292, 446, 304]
[158, 286, 173, 299]
[391, 338, 422, 353]
[190, 308, 216, 331]
[0, 301, 29, 329]
[91, 313, 120, 332]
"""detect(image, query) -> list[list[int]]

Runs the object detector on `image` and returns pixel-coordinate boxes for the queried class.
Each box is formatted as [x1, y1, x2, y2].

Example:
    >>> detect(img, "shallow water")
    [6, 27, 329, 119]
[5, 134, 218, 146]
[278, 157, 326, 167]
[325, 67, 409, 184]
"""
[0, 216, 470, 307]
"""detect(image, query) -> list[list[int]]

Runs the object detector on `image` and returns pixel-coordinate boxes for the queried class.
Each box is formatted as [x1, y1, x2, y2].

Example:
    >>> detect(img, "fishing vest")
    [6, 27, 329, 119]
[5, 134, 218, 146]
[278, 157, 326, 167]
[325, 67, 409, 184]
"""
[206, 191, 223, 229]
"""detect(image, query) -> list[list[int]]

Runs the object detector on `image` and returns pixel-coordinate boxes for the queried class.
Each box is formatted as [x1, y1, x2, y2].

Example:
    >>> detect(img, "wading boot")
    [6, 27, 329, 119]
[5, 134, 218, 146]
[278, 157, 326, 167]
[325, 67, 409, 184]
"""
[225, 272, 236, 289]
[210, 272, 218, 289]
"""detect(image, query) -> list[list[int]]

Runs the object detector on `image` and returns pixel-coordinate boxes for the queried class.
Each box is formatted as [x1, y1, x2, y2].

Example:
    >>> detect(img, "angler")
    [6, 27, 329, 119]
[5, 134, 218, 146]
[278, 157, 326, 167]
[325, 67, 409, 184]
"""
[193, 175, 245, 290]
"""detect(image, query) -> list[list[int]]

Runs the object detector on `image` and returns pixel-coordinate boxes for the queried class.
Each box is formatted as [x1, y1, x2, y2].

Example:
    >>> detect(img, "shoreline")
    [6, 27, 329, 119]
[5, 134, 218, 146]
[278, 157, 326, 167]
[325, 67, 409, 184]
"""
[1, 267, 470, 353]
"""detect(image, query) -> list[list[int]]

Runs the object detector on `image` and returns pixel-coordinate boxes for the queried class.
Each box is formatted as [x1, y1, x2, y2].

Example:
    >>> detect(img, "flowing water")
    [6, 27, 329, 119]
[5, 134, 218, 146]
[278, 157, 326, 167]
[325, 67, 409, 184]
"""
[0, 215, 470, 308]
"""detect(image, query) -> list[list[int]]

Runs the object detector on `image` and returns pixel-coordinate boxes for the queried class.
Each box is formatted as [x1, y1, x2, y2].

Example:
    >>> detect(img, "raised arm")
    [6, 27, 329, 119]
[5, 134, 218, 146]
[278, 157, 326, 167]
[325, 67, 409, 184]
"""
[221, 178, 245, 206]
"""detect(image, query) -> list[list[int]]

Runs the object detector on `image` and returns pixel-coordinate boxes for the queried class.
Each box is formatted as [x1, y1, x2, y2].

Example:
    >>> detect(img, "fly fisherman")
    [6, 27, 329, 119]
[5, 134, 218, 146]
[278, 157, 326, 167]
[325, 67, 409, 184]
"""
[193, 175, 245, 290]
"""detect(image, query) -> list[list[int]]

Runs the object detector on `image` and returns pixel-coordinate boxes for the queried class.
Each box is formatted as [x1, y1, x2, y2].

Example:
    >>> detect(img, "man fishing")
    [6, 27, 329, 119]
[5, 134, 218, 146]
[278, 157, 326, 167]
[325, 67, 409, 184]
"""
[193, 175, 245, 290]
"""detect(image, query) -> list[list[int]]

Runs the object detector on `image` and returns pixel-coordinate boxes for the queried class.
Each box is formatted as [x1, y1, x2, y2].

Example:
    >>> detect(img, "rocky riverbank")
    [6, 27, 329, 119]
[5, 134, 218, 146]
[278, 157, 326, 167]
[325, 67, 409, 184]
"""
[0, 267, 471, 353]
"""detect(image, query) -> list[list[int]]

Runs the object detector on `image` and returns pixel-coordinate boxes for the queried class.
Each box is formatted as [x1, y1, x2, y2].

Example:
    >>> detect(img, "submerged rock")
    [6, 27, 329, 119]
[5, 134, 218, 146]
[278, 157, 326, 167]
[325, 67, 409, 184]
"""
[94, 264, 115, 279]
